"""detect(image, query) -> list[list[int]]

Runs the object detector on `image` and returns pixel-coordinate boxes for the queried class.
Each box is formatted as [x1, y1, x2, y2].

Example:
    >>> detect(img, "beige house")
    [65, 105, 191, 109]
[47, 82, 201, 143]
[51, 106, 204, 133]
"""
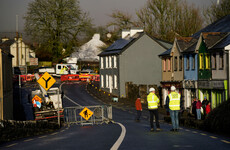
[1, 37, 36, 67]
[0, 48, 14, 120]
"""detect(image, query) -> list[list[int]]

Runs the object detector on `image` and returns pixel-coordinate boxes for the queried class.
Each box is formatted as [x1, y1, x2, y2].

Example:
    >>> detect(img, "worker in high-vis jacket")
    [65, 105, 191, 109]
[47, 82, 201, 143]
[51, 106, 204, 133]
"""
[147, 87, 161, 132]
[166, 86, 182, 132]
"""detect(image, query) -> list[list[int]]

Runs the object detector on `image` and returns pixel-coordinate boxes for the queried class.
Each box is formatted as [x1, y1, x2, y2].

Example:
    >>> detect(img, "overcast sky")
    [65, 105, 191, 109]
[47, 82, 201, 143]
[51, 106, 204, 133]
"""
[0, 0, 216, 33]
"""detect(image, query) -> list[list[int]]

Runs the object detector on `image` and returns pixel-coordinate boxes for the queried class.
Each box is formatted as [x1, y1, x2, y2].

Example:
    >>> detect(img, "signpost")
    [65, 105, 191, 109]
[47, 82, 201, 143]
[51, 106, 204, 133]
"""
[37, 72, 61, 126]
[79, 107, 94, 121]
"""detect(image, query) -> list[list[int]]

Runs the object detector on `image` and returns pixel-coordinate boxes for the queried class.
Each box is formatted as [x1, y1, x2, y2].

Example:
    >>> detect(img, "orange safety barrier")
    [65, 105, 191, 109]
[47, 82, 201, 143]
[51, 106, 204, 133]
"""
[68, 74, 79, 81]
[94, 75, 100, 82]
[79, 74, 91, 81]
[20, 75, 27, 82]
[26, 74, 35, 82]
[61, 75, 68, 82]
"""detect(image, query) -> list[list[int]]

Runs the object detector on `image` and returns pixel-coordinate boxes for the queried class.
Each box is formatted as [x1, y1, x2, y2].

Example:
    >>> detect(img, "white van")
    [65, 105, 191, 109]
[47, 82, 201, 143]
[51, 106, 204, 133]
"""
[56, 64, 78, 75]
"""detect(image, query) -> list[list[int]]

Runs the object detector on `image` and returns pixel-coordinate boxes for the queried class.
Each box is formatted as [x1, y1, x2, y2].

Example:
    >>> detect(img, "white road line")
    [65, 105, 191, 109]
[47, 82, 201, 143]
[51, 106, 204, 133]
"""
[51, 132, 58, 135]
[210, 136, 218, 139]
[5, 143, 18, 148]
[221, 140, 230, 144]
[24, 138, 34, 142]
[64, 95, 81, 106]
[38, 135, 47, 138]
[110, 122, 126, 150]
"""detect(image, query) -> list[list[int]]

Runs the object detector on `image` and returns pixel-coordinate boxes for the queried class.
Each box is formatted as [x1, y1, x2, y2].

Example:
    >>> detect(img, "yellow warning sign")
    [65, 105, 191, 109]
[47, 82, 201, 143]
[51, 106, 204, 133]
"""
[37, 72, 56, 91]
[79, 107, 94, 120]
[32, 95, 42, 103]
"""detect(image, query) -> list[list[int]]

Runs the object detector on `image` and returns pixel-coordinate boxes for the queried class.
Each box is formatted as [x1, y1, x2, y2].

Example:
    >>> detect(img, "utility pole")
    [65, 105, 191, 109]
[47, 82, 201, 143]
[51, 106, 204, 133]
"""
[16, 15, 19, 66]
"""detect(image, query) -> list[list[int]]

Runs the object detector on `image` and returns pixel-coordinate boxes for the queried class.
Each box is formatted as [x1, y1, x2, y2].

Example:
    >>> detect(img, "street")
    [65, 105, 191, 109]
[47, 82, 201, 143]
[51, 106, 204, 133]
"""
[1, 82, 230, 150]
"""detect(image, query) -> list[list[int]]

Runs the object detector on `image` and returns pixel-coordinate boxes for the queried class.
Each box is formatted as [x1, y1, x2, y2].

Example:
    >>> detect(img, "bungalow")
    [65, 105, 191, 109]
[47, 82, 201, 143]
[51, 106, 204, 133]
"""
[98, 28, 172, 98]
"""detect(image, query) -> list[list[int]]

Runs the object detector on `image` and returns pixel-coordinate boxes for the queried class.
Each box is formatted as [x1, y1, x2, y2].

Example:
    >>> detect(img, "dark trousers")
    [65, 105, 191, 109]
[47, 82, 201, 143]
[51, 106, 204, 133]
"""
[149, 109, 160, 128]
[136, 110, 142, 120]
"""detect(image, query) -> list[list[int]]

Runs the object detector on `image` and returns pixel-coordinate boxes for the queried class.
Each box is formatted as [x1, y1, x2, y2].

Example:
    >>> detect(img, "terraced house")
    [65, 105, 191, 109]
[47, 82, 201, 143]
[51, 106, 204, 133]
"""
[159, 15, 230, 110]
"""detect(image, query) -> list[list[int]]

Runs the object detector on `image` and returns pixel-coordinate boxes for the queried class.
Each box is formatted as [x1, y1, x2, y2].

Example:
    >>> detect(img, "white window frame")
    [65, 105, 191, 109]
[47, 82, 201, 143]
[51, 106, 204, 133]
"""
[109, 56, 112, 68]
[113, 56, 117, 68]
[114, 75, 118, 89]
[106, 56, 108, 68]
[106, 74, 109, 88]
[101, 75, 104, 88]
[100, 57, 104, 69]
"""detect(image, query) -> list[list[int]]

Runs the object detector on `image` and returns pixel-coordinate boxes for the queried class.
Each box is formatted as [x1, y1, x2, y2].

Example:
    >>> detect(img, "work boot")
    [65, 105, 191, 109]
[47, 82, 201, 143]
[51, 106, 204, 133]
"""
[156, 128, 162, 131]
[150, 128, 154, 132]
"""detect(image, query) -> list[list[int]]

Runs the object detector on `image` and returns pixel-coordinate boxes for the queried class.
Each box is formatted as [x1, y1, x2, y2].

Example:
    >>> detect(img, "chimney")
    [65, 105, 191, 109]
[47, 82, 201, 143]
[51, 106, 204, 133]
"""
[2, 37, 9, 43]
[122, 29, 130, 38]
[130, 28, 143, 37]
[93, 33, 100, 40]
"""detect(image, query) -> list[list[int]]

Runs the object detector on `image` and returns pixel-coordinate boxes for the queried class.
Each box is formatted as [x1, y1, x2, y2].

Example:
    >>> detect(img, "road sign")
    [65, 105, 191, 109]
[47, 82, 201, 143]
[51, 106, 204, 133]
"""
[37, 72, 56, 91]
[32, 95, 42, 103]
[79, 107, 94, 121]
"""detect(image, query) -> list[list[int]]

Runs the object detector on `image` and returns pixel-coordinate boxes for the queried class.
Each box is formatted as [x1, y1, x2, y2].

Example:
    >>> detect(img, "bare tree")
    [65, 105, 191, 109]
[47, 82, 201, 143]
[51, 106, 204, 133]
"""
[204, 0, 230, 24]
[136, 0, 203, 42]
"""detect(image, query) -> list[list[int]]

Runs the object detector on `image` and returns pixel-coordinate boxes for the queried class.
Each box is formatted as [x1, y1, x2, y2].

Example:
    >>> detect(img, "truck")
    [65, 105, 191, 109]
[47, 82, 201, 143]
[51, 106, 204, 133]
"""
[31, 73, 63, 120]
[39, 63, 79, 77]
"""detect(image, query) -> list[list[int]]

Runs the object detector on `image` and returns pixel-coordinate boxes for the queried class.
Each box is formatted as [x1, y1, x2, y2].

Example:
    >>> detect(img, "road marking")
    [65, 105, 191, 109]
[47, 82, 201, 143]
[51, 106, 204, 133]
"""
[51, 132, 58, 135]
[185, 129, 190, 131]
[221, 140, 230, 144]
[193, 131, 198, 133]
[60, 130, 65, 132]
[200, 133, 207, 136]
[210, 136, 218, 139]
[143, 116, 148, 119]
[111, 122, 126, 150]
[63, 95, 81, 106]
[5, 143, 18, 148]
[38, 135, 47, 138]
[24, 138, 34, 142]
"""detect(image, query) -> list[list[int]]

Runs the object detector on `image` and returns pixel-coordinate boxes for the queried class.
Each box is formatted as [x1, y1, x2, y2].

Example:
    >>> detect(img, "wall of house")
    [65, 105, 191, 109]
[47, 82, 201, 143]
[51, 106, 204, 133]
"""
[99, 56, 119, 96]
[172, 46, 184, 81]
[119, 34, 165, 97]
[162, 57, 172, 81]
[0, 49, 13, 120]
[11, 39, 27, 67]
[184, 54, 198, 80]
[211, 52, 227, 80]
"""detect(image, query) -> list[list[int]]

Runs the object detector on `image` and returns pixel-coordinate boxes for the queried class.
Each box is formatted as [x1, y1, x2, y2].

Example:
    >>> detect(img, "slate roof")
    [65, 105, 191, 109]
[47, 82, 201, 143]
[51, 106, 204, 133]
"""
[202, 32, 228, 49]
[159, 14, 230, 56]
[176, 37, 197, 52]
[210, 33, 230, 50]
[0, 39, 15, 54]
[98, 32, 171, 56]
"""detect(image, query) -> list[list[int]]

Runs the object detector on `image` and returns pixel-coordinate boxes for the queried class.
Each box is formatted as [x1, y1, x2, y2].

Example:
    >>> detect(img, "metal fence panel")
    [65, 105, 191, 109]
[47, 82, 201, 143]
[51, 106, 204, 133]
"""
[64, 105, 112, 126]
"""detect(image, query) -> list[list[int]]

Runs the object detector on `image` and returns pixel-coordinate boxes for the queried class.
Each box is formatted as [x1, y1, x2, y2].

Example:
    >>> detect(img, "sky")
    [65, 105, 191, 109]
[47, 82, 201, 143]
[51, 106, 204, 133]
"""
[0, 0, 216, 33]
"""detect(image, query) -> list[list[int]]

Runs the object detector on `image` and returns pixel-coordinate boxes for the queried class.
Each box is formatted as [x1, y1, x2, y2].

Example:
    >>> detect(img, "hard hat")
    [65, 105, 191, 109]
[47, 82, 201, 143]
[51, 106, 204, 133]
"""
[171, 86, 176, 91]
[149, 88, 155, 92]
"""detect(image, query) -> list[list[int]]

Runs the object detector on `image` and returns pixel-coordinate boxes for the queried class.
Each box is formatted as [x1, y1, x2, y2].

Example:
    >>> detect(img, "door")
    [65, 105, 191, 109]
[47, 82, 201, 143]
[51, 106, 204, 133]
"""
[109, 75, 113, 93]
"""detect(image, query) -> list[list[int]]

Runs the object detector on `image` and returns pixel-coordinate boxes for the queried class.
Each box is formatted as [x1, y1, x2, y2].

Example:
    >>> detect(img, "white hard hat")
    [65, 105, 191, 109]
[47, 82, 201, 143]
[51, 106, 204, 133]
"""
[171, 86, 176, 91]
[149, 87, 155, 92]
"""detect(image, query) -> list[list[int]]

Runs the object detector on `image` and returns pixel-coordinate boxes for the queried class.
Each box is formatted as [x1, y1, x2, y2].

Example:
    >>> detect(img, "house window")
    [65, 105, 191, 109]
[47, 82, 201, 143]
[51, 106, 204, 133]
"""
[192, 55, 195, 70]
[205, 53, 210, 69]
[219, 52, 224, 69]
[174, 56, 177, 71]
[101, 75, 104, 88]
[186, 55, 190, 70]
[179, 56, 182, 71]
[212, 53, 216, 69]
[109, 56, 112, 68]
[163, 58, 166, 72]
[106, 75, 109, 88]
[114, 75, 117, 89]
[106, 56, 108, 68]
[100, 57, 104, 69]
[199, 53, 204, 69]
[114, 56, 117, 68]
[168, 58, 171, 71]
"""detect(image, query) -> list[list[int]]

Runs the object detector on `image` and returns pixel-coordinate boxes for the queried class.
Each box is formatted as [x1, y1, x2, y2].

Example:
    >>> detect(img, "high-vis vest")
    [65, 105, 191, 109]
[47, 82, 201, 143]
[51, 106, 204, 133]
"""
[169, 92, 181, 110]
[147, 93, 159, 109]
